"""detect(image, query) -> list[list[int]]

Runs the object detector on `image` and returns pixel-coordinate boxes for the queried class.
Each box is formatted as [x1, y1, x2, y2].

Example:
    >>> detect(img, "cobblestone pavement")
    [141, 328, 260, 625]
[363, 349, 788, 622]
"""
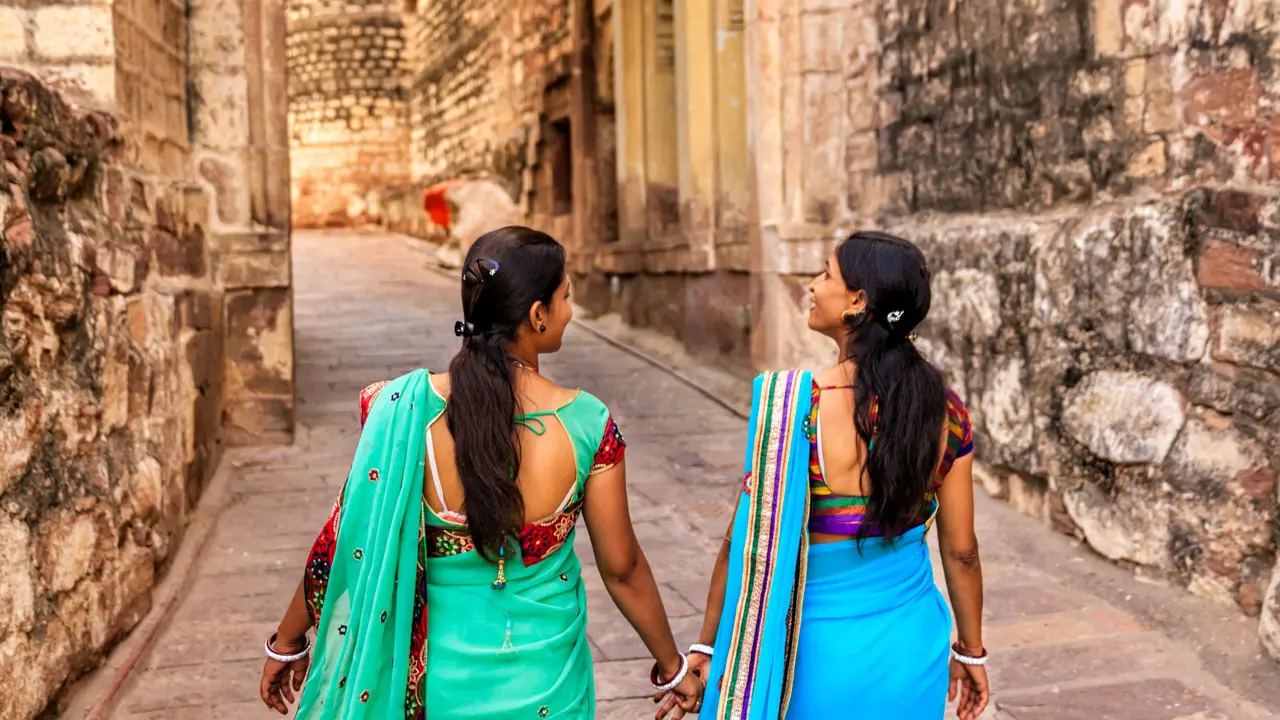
[97, 230, 1280, 719]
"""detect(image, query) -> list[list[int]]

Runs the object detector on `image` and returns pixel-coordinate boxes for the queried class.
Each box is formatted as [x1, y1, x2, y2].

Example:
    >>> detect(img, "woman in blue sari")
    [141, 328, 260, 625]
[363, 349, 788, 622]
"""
[658, 231, 990, 719]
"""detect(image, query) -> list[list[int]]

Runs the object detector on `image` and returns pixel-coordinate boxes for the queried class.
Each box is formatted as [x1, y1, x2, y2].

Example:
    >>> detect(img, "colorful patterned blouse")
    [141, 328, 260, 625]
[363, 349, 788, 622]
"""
[745, 381, 973, 538]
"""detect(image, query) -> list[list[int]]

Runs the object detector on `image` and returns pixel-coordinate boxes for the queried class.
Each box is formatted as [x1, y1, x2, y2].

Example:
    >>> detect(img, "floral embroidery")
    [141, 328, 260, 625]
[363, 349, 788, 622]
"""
[390, 391, 400, 402]
[369, 468, 380, 482]
[353, 548, 364, 561]
[425, 525, 475, 558]
[339, 677, 346, 689]
[537, 706, 550, 718]
[303, 489, 344, 626]
[381, 611, 388, 623]
[519, 498, 583, 567]
[360, 380, 391, 428]
[405, 499, 429, 720]
[360, 690, 370, 703]
[589, 417, 626, 474]
[743, 471, 753, 495]
[338, 624, 347, 635]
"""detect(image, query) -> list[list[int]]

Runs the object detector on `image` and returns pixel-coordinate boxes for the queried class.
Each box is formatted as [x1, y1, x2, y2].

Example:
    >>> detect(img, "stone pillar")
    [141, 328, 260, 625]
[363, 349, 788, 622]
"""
[189, 0, 296, 444]
[714, 0, 749, 266]
[570, 0, 600, 257]
[745, 0, 852, 370]
[642, 0, 679, 246]
[614, 0, 648, 258]
[674, 0, 716, 270]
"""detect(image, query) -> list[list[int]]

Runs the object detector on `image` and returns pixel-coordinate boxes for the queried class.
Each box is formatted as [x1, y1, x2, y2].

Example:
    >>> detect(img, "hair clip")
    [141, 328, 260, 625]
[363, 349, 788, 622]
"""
[886, 310, 905, 325]
[462, 258, 501, 284]
[454, 321, 477, 337]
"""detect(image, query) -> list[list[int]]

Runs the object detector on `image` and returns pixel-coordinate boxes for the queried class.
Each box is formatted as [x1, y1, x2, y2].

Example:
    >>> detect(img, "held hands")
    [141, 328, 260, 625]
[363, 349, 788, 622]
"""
[260, 634, 311, 714]
[653, 649, 711, 719]
[948, 644, 990, 720]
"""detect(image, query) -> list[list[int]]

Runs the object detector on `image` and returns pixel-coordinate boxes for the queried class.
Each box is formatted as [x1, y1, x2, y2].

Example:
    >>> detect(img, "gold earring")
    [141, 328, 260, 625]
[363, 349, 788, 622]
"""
[841, 308, 864, 322]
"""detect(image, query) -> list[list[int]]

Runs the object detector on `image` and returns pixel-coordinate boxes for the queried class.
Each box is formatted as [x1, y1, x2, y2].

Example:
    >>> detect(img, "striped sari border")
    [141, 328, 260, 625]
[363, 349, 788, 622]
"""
[718, 371, 805, 720]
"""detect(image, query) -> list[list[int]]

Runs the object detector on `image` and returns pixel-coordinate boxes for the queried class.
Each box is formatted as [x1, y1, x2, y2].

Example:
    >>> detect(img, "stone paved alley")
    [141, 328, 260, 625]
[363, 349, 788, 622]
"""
[73, 231, 1280, 719]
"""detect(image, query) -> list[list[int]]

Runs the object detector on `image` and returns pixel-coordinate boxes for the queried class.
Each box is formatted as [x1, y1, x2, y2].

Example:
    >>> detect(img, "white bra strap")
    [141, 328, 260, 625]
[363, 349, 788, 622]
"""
[426, 427, 449, 514]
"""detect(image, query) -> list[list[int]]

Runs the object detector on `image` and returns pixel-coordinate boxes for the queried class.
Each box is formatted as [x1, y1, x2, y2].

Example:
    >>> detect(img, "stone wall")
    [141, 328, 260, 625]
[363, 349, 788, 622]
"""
[733, 0, 1280, 659]
[0, 69, 219, 720]
[0, 0, 116, 108]
[407, 0, 571, 195]
[287, 0, 410, 227]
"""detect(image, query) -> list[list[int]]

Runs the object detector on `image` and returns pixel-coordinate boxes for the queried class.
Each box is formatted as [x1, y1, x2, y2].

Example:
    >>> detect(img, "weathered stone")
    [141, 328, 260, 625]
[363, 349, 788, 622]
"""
[1188, 363, 1280, 422]
[0, 518, 35, 636]
[1215, 306, 1280, 374]
[29, 147, 70, 202]
[978, 354, 1034, 456]
[1165, 419, 1273, 500]
[1263, 554, 1280, 663]
[40, 513, 98, 594]
[1061, 371, 1185, 464]
[1198, 239, 1267, 296]
[1063, 483, 1170, 567]
[1125, 207, 1210, 363]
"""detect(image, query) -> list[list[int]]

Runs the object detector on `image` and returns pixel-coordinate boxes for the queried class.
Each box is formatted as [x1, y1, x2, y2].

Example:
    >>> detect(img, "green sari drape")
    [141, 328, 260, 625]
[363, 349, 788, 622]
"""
[297, 369, 619, 719]
[296, 369, 430, 719]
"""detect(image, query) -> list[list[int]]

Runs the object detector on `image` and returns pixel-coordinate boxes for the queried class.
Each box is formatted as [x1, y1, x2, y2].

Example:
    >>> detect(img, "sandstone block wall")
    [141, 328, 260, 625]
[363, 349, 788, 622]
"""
[407, 0, 572, 199]
[287, 0, 410, 227]
[0, 0, 116, 108]
[0, 70, 219, 720]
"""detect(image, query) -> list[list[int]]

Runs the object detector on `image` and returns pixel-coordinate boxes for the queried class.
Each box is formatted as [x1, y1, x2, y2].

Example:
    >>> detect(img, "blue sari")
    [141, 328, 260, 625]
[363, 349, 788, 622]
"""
[702, 371, 951, 719]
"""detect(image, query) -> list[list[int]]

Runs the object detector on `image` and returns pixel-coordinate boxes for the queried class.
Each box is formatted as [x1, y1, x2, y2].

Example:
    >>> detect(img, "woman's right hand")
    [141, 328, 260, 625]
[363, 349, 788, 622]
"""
[652, 667, 705, 719]
[948, 657, 989, 719]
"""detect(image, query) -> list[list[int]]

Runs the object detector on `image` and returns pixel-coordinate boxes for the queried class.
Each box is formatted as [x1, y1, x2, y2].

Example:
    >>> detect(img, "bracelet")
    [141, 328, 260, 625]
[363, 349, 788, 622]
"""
[650, 653, 689, 692]
[688, 643, 714, 658]
[950, 643, 988, 666]
[265, 633, 311, 663]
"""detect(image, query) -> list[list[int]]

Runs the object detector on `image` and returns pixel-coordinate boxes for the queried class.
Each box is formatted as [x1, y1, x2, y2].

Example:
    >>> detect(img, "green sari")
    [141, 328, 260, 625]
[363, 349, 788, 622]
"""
[297, 369, 625, 719]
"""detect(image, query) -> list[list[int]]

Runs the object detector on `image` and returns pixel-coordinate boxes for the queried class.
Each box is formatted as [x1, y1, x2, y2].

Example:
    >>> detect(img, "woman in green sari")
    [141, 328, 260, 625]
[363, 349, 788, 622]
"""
[257, 226, 703, 719]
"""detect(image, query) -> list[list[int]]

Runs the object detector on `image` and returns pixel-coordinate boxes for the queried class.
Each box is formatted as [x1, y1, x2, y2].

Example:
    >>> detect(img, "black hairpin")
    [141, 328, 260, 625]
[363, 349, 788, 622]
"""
[463, 258, 501, 284]
[454, 321, 477, 337]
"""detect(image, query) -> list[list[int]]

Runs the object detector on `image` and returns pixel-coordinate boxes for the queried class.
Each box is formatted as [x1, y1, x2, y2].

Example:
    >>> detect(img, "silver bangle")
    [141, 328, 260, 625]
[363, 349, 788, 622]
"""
[950, 646, 988, 666]
[688, 643, 714, 657]
[651, 652, 689, 692]
[265, 633, 311, 663]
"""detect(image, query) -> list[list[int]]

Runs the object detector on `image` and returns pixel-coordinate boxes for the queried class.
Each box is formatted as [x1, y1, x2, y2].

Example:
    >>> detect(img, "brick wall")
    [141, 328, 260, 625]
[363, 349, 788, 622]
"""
[287, 0, 410, 227]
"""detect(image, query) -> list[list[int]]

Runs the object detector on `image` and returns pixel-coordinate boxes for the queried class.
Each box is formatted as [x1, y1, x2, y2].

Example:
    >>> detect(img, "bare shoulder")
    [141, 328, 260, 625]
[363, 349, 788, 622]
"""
[429, 372, 451, 400]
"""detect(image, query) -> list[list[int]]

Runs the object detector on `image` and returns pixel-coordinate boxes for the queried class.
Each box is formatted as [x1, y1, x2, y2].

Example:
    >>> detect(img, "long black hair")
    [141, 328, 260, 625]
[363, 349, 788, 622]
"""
[445, 226, 566, 560]
[836, 231, 947, 543]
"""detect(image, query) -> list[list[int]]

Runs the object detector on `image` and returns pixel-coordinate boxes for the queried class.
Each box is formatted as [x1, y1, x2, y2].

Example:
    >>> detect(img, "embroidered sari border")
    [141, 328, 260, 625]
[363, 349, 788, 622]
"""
[718, 371, 806, 720]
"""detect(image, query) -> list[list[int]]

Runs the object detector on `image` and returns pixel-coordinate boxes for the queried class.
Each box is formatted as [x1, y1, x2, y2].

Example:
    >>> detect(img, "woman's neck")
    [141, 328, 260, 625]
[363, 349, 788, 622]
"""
[508, 344, 539, 373]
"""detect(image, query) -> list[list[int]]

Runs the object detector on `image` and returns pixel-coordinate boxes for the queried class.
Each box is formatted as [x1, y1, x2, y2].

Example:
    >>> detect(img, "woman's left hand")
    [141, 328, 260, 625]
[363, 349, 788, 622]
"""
[948, 656, 989, 720]
[652, 668, 705, 719]
[260, 636, 310, 714]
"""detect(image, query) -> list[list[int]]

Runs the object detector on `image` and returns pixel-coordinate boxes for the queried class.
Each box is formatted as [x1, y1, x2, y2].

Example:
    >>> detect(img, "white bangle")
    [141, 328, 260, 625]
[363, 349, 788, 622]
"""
[651, 652, 689, 692]
[688, 643, 714, 657]
[950, 645, 988, 666]
[265, 633, 311, 663]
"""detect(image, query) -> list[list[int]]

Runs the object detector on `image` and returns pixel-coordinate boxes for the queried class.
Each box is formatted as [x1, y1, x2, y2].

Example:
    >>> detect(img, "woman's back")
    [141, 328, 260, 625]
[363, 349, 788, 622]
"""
[424, 371, 594, 524]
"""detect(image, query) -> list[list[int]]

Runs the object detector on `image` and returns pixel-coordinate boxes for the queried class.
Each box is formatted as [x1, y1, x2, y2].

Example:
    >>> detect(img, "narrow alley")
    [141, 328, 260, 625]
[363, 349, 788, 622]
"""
[85, 231, 1280, 719]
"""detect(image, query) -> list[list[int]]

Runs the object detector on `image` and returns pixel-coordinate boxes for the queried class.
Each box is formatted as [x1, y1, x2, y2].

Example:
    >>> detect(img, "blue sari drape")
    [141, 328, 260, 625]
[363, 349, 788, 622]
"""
[702, 371, 813, 720]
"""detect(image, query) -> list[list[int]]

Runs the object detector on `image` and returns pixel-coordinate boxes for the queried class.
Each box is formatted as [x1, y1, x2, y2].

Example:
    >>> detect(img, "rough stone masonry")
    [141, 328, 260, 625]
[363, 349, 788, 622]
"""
[0, 71, 216, 720]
